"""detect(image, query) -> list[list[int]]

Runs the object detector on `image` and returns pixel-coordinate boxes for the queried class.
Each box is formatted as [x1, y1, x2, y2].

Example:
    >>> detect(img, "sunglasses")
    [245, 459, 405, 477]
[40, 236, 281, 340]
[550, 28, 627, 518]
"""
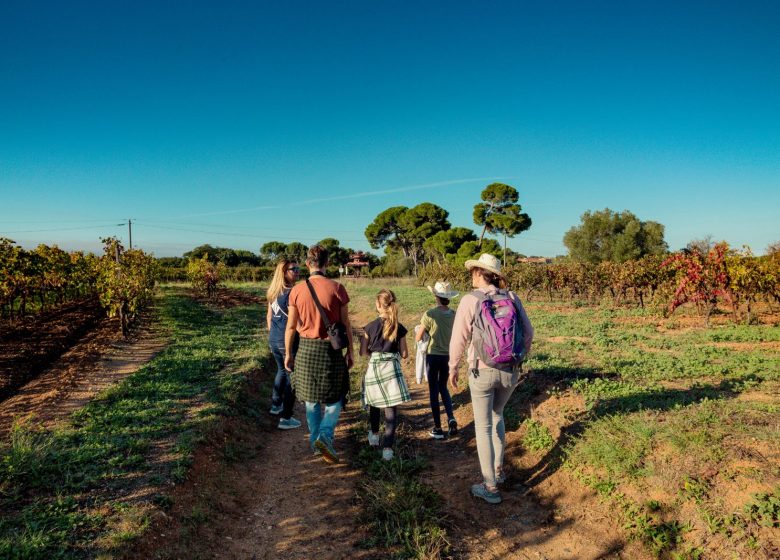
[287, 266, 300, 272]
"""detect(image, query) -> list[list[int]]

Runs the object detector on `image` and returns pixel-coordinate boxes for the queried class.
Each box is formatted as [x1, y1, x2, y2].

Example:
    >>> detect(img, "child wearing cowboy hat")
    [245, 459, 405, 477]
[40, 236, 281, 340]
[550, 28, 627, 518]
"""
[415, 280, 460, 439]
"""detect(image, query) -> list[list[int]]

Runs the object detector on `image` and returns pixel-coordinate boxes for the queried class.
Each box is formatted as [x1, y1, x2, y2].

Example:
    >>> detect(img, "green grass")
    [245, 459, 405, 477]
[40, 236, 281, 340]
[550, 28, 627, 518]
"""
[350, 426, 450, 559]
[515, 297, 780, 557]
[0, 286, 268, 559]
[521, 419, 555, 452]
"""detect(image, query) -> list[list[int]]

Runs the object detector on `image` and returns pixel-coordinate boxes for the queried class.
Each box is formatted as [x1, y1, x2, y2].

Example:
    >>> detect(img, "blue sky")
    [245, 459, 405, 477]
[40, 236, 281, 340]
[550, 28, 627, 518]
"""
[1, 0, 778, 257]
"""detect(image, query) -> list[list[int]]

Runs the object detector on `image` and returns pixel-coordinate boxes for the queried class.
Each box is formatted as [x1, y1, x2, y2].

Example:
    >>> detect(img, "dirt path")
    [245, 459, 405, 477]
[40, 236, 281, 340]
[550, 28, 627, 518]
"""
[0, 309, 167, 436]
[131, 393, 377, 560]
[138, 362, 648, 559]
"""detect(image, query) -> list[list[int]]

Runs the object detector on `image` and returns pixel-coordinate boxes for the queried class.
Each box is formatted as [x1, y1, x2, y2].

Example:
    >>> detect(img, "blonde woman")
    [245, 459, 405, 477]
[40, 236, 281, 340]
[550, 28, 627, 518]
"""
[360, 289, 410, 461]
[266, 258, 302, 430]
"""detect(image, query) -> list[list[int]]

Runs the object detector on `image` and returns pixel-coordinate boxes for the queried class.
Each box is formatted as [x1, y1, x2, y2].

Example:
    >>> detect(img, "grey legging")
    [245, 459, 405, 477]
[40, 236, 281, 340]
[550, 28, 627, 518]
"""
[469, 366, 520, 488]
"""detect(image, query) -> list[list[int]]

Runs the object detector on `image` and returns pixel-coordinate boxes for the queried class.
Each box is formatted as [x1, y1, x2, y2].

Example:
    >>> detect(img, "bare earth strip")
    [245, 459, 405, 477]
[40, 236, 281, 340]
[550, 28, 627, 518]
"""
[0, 310, 167, 437]
[131, 399, 377, 560]
[143, 363, 649, 559]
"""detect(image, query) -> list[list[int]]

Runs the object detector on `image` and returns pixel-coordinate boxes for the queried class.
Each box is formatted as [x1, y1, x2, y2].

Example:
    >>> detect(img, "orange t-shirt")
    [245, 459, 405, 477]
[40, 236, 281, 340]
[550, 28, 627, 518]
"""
[288, 275, 350, 339]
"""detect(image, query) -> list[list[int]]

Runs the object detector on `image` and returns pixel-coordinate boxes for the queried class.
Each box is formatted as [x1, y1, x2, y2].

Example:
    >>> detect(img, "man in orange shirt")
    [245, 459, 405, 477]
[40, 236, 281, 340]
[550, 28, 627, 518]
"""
[285, 245, 354, 463]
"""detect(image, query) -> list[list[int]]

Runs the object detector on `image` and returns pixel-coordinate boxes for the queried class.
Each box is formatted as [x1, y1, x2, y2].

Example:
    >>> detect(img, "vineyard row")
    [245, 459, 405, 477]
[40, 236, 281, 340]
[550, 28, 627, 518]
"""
[419, 243, 780, 325]
[0, 237, 157, 335]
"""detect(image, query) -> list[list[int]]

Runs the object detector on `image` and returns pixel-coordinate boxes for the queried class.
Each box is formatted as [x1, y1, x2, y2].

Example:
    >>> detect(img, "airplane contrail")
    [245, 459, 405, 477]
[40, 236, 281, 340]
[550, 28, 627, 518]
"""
[170, 176, 515, 219]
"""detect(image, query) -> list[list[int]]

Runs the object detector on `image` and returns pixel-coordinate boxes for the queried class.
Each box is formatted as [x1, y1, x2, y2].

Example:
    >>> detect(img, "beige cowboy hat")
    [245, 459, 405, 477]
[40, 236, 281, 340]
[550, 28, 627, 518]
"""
[427, 280, 459, 299]
[464, 253, 504, 277]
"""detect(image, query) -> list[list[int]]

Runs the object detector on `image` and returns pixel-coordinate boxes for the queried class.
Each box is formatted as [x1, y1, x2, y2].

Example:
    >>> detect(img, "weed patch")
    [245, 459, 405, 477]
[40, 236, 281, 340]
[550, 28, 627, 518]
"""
[351, 422, 450, 559]
[521, 419, 554, 452]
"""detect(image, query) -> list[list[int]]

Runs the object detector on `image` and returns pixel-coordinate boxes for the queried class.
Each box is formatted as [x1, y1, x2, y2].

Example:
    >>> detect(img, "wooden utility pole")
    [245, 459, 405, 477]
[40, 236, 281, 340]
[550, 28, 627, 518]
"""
[128, 219, 133, 250]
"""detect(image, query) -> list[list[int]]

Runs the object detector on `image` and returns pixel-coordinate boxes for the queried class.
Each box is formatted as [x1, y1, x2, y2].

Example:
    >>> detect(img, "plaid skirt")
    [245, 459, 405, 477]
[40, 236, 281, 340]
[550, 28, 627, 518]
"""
[292, 337, 350, 403]
[362, 352, 411, 408]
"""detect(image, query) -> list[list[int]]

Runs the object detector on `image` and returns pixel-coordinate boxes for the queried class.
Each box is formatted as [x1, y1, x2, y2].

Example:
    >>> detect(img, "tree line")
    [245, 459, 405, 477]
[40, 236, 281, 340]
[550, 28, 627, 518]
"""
[158, 182, 534, 279]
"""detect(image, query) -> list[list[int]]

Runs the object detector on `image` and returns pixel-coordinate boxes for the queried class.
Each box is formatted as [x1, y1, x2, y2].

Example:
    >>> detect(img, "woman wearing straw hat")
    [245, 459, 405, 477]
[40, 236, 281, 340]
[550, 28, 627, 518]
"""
[415, 280, 460, 439]
[449, 253, 534, 504]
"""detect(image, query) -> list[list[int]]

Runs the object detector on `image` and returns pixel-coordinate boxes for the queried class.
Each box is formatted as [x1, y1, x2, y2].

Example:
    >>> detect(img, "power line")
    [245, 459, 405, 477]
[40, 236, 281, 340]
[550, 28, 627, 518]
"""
[0, 224, 123, 234]
[139, 223, 369, 244]
[136, 219, 366, 235]
[0, 218, 127, 224]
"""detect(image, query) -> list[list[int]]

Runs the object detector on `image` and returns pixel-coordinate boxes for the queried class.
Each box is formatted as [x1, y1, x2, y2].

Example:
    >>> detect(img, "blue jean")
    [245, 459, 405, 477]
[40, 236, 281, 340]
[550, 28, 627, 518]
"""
[426, 354, 454, 429]
[270, 342, 295, 419]
[305, 400, 343, 449]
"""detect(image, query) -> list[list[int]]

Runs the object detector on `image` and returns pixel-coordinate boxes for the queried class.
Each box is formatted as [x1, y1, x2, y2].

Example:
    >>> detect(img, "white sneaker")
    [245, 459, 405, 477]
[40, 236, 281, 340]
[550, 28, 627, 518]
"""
[382, 448, 394, 461]
[269, 404, 283, 415]
[367, 431, 380, 447]
[278, 417, 301, 430]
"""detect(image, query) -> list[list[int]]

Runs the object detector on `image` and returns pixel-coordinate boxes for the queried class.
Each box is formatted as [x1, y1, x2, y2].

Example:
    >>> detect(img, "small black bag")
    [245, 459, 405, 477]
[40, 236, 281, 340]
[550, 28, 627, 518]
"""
[305, 279, 349, 351]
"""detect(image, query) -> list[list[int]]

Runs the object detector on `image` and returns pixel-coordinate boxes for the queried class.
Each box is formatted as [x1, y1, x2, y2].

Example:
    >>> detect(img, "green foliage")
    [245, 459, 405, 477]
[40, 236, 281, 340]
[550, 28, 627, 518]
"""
[0, 238, 100, 321]
[285, 242, 309, 264]
[365, 204, 451, 274]
[94, 238, 158, 336]
[449, 239, 503, 267]
[183, 244, 260, 266]
[187, 254, 225, 297]
[563, 208, 668, 263]
[521, 419, 555, 452]
[473, 183, 532, 251]
[317, 237, 350, 266]
[259, 241, 288, 262]
[422, 227, 476, 262]
[157, 256, 187, 268]
[365, 206, 410, 252]
[742, 488, 779, 528]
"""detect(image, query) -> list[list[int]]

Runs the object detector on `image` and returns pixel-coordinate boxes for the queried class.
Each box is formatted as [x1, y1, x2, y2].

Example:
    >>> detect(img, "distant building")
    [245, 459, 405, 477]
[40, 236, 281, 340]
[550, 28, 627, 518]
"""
[517, 256, 552, 264]
[345, 252, 370, 276]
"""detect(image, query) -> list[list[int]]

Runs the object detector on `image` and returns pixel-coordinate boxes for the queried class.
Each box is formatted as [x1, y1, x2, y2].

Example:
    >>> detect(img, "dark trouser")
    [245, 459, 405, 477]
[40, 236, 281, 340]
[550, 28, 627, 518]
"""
[426, 354, 454, 429]
[270, 343, 295, 419]
[369, 405, 398, 448]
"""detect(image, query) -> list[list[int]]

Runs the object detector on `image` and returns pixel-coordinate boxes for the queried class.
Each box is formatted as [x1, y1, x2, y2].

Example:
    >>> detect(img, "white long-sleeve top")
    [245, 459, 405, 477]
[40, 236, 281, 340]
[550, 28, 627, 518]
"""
[414, 324, 429, 383]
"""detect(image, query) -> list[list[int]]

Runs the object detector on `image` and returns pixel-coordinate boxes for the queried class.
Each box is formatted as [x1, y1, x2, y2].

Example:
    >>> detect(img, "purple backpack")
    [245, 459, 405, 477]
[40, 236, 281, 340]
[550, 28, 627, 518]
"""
[471, 289, 526, 370]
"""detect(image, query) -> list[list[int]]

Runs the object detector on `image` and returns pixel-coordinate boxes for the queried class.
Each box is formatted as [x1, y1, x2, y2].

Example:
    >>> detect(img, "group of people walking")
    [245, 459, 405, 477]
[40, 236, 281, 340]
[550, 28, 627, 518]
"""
[265, 244, 534, 504]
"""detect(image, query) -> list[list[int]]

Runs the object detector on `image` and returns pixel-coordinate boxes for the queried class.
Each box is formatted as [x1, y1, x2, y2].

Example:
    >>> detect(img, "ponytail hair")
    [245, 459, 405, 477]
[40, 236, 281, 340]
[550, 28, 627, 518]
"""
[474, 267, 507, 290]
[376, 289, 399, 342]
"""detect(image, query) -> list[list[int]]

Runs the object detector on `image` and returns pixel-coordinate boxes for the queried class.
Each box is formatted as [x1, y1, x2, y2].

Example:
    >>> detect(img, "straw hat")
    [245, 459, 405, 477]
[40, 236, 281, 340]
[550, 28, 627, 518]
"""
[464, 253, 503, 276]
[427, 280, 459, 299]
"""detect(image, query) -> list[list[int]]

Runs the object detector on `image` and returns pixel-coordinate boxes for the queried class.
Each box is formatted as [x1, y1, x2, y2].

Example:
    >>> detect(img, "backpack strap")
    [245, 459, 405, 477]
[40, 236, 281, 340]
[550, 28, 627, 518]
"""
[469, 289, 489, 370]
[305, 279, 333, 329]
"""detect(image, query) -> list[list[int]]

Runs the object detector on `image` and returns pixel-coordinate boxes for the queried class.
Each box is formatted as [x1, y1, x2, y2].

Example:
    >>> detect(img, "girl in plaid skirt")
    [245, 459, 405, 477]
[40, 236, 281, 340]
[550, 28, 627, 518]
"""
[360, 289, 411, 461]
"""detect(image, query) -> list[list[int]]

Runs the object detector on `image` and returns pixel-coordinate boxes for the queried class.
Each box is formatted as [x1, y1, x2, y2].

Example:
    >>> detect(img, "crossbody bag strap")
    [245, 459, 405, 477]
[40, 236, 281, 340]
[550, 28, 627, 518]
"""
[305, 279, 332, 328]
